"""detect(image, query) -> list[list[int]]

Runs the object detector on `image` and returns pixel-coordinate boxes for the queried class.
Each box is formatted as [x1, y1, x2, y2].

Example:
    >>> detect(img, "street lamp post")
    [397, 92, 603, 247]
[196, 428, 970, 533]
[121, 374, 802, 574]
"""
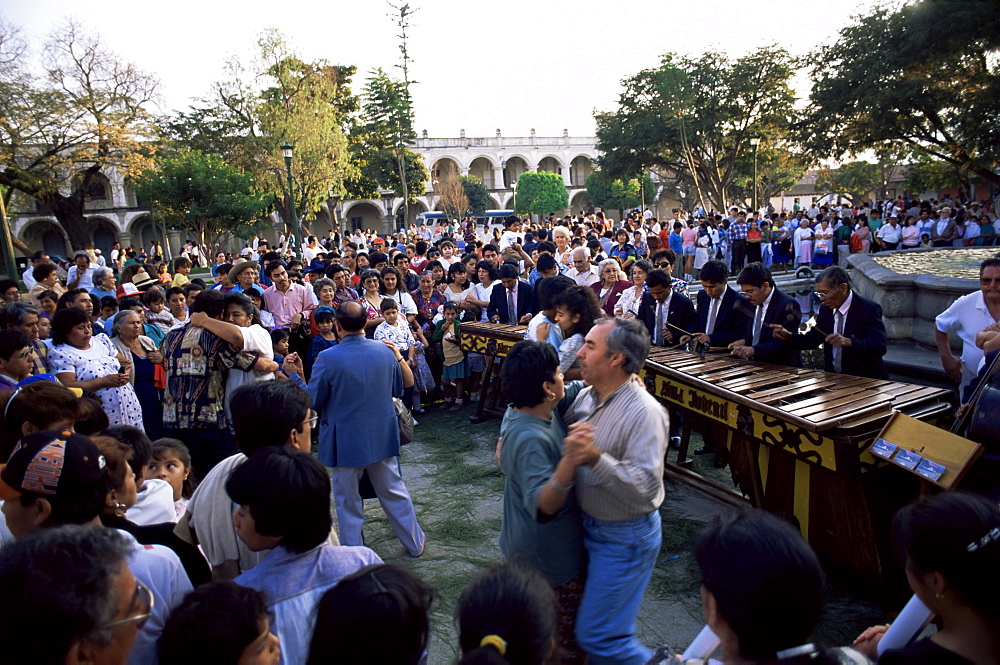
[749, 134, 761, 213]
[280, 143, 300, 260]
[379, 188, 395, 234]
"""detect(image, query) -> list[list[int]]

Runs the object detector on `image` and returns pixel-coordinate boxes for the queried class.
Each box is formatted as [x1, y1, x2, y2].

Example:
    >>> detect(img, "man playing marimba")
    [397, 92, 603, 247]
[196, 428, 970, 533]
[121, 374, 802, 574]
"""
[679, 259, 751, 349]
[770, 266, 889, 379]
[729, 263, 801, 367]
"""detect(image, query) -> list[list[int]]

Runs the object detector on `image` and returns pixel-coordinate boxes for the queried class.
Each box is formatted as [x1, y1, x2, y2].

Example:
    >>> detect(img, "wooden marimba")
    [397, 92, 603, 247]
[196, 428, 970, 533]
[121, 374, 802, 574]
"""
[641, 347, 952, 584]
[459, 322, 528, 423]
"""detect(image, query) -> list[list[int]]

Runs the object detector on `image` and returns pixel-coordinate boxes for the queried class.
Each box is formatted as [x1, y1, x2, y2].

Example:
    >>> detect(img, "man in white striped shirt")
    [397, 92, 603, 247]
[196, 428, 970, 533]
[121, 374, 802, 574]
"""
[564, 316, 670, 664]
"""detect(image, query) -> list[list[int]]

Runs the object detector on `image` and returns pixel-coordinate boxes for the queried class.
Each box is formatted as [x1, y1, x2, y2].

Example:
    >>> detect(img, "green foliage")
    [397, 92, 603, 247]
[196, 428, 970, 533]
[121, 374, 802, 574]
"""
[164, 30, 356, 232]
[345, 68, 427, 210]
[585, 171, 656, 214]
[815, 161, 880, 206]
[903, 150, 984, 198]
[134, 150, 274, 247]
[596, 46, 797, 212]
[460, 176, 491, 216]
[729, 143, 809, 208]
[801, 0, 1000, 185]
[514, 172, 568, 216]
[0, 19, 158, 249]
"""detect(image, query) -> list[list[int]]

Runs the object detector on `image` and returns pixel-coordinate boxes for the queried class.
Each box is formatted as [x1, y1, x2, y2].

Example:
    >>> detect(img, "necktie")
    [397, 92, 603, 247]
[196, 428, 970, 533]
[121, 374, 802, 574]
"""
[752, 305, 764, 345]
[654, 301, 664, 346]
[833, 309, 845, 373]
[706, 297, 720, 335]
[507, 289, 516, 323]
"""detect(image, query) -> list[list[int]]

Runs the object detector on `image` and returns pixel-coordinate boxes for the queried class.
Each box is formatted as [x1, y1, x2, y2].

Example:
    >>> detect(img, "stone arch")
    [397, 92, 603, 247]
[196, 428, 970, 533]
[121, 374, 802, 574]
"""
[18, 219, 70, 258]
[430, 157, 461, 182]
[74, 170, 114, 208]
[393, 200, 427, 228]
[569, 155, 594, 187]
[468, 157, 497, 189]
[87, 216, 119, 258]
[570, 190, 592, 215]
[342, 202, 384, 232]
[128, 215, 165, 250]
[537, 155, 565, 176]
[502, 156, 530, 188]
[489, 194, 503, 209]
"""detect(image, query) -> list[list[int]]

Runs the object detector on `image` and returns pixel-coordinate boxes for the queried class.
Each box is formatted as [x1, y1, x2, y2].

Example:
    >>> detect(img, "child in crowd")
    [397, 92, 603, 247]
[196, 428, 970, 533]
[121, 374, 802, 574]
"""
[166, 286, 189, 326]
[432, 301, 469, 412]
[102, 424, 177, 525]
[171, 256, 192, 289]
[456, 561, 557, 665]
[409, 322, 434, 413]
[147, 438, 198, 521]
[159, 581, 280, 665]
[143, 289, 179, 333]
[271, 328, 290, 373]
[307, 306, 337, 377]
[0, 330, 32, 390]
[35, 314, 51, 340]
[96, 295, 118, 330]
[245, 286, 275, 331]
[374, 298, 419, 409]
[226, 447, 382, 663]
[308, 564, 435, 665]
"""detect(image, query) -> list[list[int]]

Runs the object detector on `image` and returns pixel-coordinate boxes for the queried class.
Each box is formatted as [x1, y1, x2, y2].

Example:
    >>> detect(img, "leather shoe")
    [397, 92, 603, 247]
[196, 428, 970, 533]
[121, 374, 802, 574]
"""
[669, 436, 681, 450]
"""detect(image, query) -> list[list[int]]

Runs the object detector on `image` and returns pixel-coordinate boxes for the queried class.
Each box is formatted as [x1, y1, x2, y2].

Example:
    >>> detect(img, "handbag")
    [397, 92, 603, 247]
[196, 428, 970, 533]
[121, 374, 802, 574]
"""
[394, 397, 414, 445]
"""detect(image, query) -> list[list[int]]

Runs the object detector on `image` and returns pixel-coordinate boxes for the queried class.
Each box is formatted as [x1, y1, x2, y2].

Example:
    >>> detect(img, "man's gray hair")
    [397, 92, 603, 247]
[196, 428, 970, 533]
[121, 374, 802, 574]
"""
[0, 525, 132, 660]
[603, 316, 650, 374]
[0, 301, 39, 328]
[92, 266, 112, 285]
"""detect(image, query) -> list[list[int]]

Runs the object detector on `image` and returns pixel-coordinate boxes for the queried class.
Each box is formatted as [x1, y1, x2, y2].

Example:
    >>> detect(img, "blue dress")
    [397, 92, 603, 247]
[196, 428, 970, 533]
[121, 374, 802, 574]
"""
[131, 351, 163, 440]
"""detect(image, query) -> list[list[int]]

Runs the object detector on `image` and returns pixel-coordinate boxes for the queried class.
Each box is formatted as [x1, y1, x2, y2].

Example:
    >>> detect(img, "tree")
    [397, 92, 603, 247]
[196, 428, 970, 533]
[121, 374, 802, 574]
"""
[167, 31, 356, 236]
[513, 172, 568, 216]
[801, 0, 1000, 186]
[346, 68, 427, 210]
[435, 176, 468, 222]
[595, 46, 797, 213]
[134, 150, 274, 249]
[461, 175, 491, 216]
[585, 171, 656, 218]
[904, 150, 984, 200]
[815, 161, 881, 206]
[0, 19, 158, 250]
[729, 143, 809, 209]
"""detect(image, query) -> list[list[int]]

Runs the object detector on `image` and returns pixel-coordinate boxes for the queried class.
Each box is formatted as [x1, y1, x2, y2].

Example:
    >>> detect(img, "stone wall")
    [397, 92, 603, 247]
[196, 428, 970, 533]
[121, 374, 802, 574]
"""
[846, 249, 978, 352]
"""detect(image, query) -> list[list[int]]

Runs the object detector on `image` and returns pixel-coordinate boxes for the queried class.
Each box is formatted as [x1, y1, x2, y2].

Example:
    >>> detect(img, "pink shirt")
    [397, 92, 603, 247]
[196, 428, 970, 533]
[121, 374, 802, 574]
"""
[261, 283, 313, 329]
[680, 228, 698, 247]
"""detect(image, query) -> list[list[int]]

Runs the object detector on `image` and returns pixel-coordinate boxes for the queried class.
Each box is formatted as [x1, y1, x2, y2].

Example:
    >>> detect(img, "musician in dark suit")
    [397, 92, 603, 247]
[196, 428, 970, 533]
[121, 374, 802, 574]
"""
[637, 269, 697, 347]
[679, 259, 751, 348]
[729, 262, 801, 367]
[771, 266, 889, 379]
[487, 262, 535, 324]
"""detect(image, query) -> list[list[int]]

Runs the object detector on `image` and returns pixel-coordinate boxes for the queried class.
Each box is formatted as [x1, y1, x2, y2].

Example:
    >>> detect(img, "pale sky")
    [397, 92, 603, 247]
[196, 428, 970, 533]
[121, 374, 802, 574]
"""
[5, 0, 876, 139]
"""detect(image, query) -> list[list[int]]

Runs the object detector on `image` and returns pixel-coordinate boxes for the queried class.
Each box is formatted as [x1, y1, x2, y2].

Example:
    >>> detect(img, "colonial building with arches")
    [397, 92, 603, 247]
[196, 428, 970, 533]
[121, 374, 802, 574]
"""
[7, 132, 601, 256]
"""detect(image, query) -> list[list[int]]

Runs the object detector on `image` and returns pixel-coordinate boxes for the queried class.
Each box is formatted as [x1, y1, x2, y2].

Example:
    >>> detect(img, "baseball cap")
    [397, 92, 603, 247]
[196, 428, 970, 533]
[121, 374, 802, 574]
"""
[116, 283, 140, 300]
[0, 430, 106, 500]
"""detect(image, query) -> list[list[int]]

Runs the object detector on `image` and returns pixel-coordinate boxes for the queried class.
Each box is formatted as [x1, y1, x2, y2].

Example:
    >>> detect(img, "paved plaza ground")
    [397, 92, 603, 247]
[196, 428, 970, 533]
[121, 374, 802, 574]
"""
[341, 406, 889, 664]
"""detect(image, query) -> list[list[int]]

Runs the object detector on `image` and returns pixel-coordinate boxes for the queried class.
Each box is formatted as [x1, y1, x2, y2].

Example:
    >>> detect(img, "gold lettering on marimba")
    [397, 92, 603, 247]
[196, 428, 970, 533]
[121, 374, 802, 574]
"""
[687, 391, 729, 421]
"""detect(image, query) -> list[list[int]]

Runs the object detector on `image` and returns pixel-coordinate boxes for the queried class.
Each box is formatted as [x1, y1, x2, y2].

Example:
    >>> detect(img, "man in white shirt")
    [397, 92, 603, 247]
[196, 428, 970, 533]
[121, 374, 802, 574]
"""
[935, 258, 1000, 392]
[876, 216, 902, 250]
[65, 251, 98, 291]
[566, 247, 599, 287]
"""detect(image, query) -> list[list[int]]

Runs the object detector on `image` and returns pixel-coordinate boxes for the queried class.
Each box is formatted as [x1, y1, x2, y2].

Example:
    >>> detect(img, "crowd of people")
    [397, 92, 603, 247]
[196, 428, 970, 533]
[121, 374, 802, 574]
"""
[0, 194, 997, 665]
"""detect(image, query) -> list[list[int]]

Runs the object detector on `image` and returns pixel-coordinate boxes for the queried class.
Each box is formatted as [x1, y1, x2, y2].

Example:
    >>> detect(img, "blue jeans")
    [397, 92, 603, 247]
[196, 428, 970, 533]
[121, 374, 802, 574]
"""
[575, 511, 661, 664]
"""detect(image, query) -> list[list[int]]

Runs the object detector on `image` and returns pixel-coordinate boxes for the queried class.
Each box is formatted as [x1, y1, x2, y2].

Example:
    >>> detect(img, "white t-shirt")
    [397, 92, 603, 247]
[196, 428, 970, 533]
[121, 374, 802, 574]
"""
[499, 230, 522, 252]
[224, 325, 274, 415]
[128, 478, 177, 525]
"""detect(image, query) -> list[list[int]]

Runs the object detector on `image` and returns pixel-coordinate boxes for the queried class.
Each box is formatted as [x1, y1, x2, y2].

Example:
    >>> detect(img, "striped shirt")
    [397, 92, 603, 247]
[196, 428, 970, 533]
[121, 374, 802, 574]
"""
[566, 379, 670, 521]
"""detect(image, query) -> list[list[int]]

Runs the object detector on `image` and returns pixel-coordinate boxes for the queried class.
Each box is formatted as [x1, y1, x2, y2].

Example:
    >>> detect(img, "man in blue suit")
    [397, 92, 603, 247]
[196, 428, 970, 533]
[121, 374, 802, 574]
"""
[771, 266, 889, 379]
[679, 259, 751, 348]
[487, 263, 535, 324]
[729, 262, 801, 367]
[307, 300, 425, 557]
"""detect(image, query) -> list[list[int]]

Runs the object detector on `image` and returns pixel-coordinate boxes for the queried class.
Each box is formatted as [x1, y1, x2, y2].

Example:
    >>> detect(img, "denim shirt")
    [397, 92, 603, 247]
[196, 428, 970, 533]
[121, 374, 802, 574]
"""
[235, 543, 382, 665]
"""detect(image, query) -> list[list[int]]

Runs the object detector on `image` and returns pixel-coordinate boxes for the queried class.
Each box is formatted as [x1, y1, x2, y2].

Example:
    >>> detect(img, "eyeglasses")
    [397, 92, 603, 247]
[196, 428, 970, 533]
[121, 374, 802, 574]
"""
[100, 582, 154, 630]
[980, 278, 1000, 286]
[741, 286, 762, 298]
[814, 291, 833, 300]
[303, 410, 319, 429]
[657, 262, 671, 268]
